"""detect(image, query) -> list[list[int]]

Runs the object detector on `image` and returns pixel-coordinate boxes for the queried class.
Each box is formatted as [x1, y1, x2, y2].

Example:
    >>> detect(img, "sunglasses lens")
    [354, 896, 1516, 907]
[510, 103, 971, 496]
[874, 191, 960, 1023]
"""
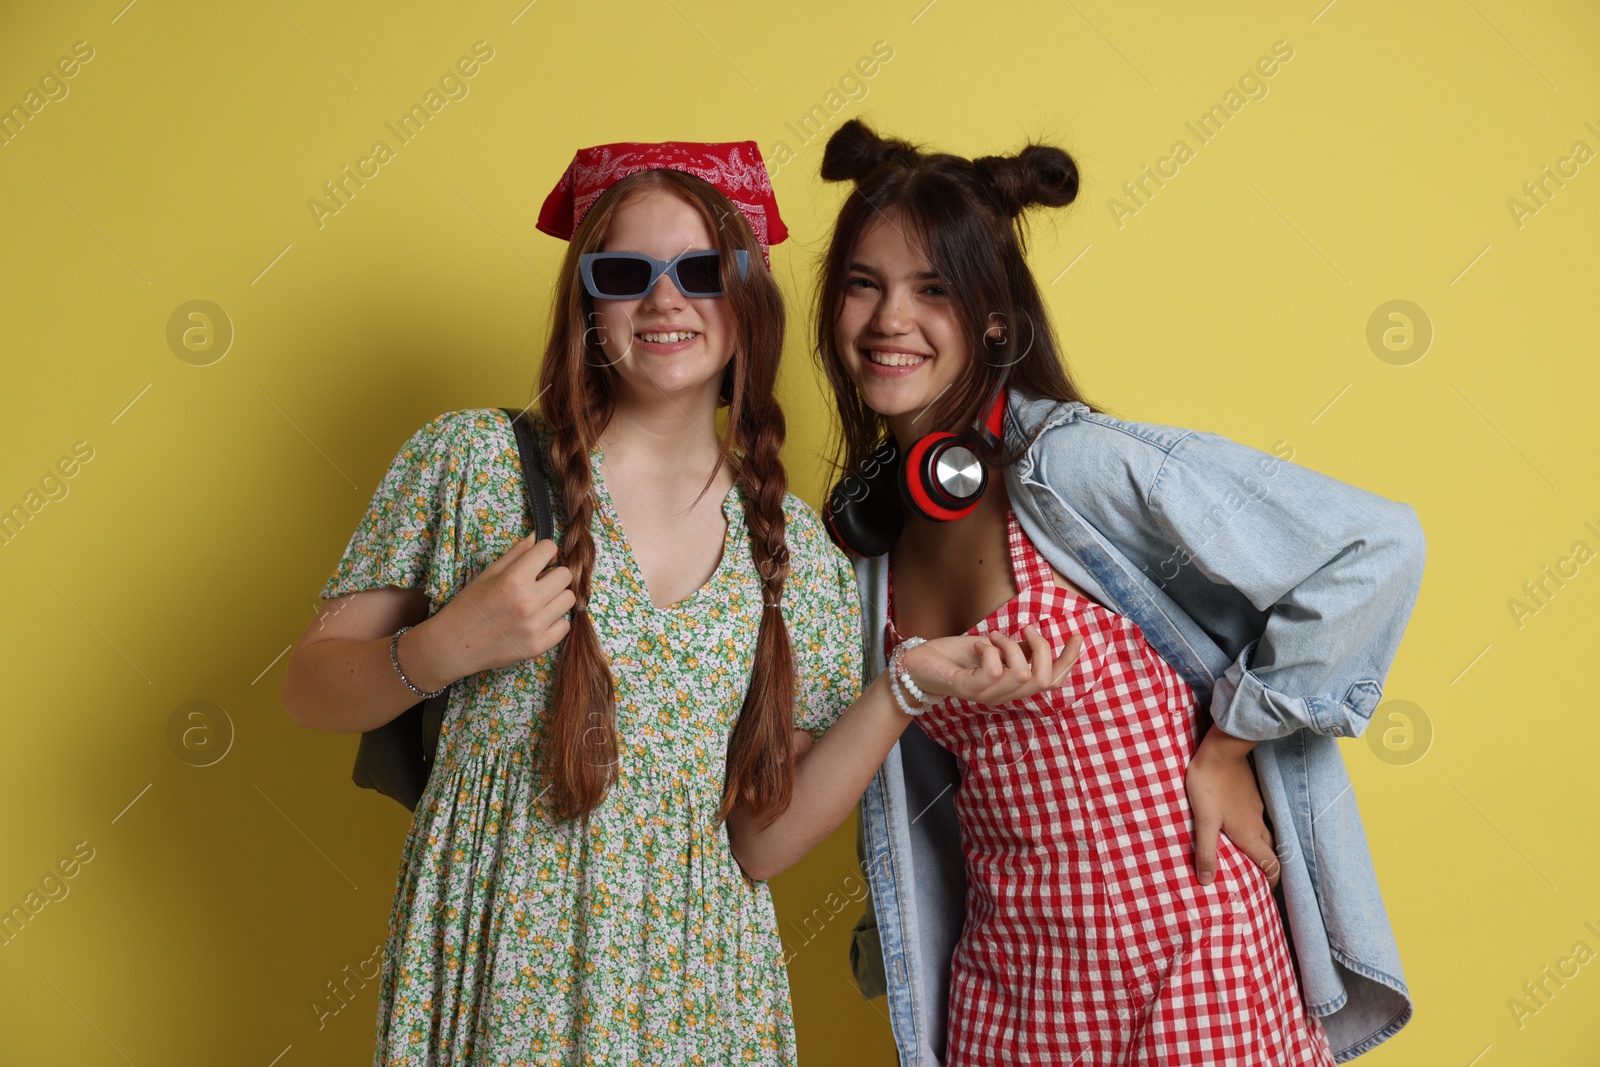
[590, 256, 653, 297]
[674, 252, 725, 296]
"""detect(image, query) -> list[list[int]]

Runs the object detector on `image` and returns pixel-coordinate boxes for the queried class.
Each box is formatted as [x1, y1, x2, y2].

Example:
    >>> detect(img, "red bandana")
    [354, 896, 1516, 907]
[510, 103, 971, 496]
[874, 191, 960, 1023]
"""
[536, 140, 787, 266]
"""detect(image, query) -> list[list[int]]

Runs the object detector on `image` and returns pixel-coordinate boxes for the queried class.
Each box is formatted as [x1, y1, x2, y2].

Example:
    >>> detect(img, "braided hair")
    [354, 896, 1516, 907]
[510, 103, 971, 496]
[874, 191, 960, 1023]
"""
[535, 168, 798, 827]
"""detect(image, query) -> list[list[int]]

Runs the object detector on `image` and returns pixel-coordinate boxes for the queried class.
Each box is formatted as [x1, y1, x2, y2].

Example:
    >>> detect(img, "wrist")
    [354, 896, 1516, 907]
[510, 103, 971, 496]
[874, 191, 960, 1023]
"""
[887, 637, 932, 716]
[395, 614, 462, 695]
[1197, 724, 1257, 760]
[898, 642, 935, 701]
[870, 674, 918, 731]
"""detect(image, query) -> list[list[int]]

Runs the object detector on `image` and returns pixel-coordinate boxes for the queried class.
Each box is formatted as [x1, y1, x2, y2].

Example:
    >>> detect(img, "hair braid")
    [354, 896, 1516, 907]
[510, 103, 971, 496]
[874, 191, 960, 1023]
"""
[532, 165, 796, 824]
[716, 392, 797, 827]
[538, 342, 620, 821]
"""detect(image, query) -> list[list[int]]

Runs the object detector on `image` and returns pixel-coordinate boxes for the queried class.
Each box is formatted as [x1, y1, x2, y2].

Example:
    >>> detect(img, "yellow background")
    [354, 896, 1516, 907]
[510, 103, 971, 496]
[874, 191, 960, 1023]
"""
[1, 1, 1596, 1064]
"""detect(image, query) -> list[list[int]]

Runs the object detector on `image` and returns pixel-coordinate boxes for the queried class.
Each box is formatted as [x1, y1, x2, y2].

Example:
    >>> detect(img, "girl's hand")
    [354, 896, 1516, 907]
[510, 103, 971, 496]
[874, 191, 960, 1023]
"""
[904, 626, 1083, 708]
[1184, 726, 1280, 888]
[431, 535, 577, 677]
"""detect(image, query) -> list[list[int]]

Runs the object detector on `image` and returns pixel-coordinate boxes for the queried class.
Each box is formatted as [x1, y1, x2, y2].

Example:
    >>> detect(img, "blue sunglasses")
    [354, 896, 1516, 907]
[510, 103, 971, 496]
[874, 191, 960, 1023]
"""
[578, 248, 750, 300]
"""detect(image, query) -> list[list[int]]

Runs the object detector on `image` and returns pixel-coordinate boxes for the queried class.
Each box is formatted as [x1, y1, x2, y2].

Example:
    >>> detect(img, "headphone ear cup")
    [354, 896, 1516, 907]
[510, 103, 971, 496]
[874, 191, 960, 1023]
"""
[823, 440, 905, 557]
[901, 433, 987, 521]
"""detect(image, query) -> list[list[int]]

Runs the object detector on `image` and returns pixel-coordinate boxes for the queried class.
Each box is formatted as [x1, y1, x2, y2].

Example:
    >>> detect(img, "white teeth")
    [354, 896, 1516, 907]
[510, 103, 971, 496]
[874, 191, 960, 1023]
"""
[639, 331, 697, 343]
[867, 350, 927, 367]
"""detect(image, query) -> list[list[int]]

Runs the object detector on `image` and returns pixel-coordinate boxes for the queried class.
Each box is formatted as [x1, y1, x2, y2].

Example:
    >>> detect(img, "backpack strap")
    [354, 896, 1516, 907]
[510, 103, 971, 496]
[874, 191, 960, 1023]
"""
[501, 407, 555, 542]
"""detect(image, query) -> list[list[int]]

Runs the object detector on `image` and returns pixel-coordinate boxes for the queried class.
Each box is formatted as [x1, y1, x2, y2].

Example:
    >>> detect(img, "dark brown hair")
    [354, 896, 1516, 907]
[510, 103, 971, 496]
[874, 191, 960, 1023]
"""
[535, 169, 797, 827]
[813, 118, 1104, 479]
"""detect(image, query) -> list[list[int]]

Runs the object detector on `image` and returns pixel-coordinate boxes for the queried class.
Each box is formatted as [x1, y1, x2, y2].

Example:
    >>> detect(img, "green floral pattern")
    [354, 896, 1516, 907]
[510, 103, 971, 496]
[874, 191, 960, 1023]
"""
[320, 408, 863, 1065]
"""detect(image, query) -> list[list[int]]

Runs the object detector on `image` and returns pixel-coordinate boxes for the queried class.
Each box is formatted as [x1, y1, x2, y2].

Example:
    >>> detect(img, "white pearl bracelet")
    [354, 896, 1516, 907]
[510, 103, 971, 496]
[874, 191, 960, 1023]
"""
[888, 636, 930, 716]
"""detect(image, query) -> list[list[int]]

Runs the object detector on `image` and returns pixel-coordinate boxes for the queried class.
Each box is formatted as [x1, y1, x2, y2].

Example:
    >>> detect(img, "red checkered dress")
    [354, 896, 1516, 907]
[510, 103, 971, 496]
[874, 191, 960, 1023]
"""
[886, 507, 1335, 1066]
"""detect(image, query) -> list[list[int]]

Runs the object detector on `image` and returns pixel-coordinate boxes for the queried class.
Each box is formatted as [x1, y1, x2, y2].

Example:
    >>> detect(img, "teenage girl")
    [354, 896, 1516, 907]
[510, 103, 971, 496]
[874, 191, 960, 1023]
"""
[745, 119, 1424, 1064]
[282, 141, 1074, 1065]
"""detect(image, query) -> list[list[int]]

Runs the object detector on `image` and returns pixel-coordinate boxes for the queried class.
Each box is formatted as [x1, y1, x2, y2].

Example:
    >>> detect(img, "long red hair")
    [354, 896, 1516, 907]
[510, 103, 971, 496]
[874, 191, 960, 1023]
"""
[534, 169, 798, 827]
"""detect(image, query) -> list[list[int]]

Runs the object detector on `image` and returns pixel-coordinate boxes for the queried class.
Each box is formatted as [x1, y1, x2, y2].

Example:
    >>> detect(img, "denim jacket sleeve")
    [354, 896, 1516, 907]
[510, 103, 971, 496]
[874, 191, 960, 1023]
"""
[1146, 429, 1427, 741]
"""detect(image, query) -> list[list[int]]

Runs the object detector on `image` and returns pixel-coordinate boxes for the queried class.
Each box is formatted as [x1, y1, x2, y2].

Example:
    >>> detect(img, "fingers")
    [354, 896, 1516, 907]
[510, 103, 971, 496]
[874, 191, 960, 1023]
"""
[494, 541, 575, 652]
[1021, 627, 1082, 691]
[947, 637, 1005, 698]
[1192, 801, 1221, 886]
[506, 531, 554, 563]
[532, 561, 576, 597]
[962, 631, 1030, 704]
[519, 537, 562, 574]
[512, 531, 573, 617]
[482, 534, 558, 582]
[987, 631, 1030, 680]
[531, 615, 573, 657]
[530, 581, 578, 628]
[986, 626, 1081, 702]
[1049, 635, 1084, 687]
[918, 627, 1078, 705]
[1021, 625, 1055, 690]
[1228, 828, 1281, 890]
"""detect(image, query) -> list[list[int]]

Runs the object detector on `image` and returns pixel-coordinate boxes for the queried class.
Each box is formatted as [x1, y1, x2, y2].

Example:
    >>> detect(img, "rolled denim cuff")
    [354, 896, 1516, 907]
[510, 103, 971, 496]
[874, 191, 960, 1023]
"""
[1210, 640, 1385, 741]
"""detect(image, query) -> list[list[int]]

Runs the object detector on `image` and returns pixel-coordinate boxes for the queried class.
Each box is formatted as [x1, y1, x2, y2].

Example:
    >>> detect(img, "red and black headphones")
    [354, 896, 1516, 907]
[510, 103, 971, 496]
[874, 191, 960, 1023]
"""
[823, 384, 1009, 558]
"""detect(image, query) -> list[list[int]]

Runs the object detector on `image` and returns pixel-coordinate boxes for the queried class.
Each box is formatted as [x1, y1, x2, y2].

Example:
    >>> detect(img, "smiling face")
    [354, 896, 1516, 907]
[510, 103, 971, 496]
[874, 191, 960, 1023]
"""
[589, 189, 737, 409]
[833, 211, 978, 446]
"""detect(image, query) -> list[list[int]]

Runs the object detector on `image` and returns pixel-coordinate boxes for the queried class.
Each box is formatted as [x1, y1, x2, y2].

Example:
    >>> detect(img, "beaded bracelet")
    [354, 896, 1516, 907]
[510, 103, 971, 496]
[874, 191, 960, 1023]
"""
[899, 658, 930, 705]
[888, 666, 922, 717]
[391, 625, 447, 699]
[888, 636, 930, 716]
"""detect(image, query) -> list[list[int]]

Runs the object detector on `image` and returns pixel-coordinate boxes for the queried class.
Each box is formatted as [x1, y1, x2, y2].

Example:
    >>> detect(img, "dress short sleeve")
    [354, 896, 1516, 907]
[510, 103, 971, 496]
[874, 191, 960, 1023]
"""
[319, 411, 473, 610]
[780, 498, 865, 740]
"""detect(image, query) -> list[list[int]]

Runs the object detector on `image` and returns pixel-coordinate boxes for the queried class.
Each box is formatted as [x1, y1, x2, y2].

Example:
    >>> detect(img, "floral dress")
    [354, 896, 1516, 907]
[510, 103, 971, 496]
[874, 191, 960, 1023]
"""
[319, 408, 864, 1066]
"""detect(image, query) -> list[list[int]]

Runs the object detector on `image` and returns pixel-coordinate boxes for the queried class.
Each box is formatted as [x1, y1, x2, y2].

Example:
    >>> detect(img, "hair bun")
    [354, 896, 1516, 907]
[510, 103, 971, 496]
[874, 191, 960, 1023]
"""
[974, 144, 1079, 216]
[820, 119, 921, 184]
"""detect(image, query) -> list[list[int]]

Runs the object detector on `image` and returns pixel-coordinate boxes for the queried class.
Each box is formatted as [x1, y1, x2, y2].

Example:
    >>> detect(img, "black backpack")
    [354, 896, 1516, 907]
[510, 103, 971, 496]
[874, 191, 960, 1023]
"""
[350, 407, 556, 811]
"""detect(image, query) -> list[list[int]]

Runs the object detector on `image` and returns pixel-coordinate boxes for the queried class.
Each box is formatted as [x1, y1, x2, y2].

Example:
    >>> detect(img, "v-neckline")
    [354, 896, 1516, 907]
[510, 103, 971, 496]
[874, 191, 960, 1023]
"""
[589, 443, 743, 615]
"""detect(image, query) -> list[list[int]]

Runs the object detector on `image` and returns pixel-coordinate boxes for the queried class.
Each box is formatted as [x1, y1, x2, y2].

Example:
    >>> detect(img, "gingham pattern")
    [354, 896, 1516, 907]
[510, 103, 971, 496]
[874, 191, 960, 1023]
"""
[887, 508, 1335, 1066]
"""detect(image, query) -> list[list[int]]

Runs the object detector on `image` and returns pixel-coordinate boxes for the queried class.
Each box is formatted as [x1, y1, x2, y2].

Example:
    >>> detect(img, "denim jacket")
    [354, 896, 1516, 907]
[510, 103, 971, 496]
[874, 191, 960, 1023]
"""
[848, 393, 1426, 1064]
